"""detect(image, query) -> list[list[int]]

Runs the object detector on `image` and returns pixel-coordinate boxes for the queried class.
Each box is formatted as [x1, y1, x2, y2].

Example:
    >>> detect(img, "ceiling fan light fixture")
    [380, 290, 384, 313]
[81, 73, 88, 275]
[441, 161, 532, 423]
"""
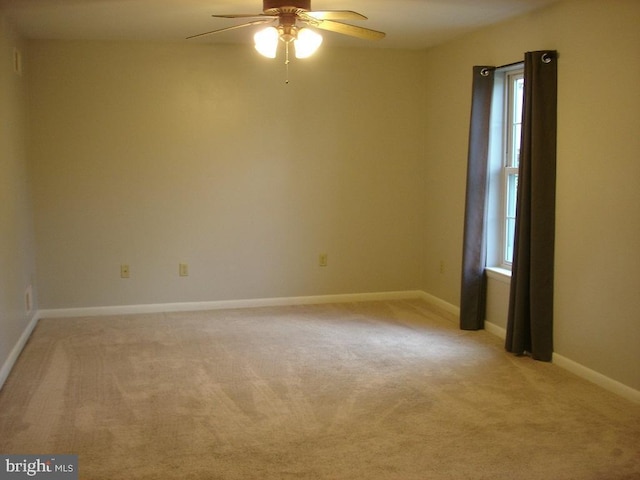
[254, 26, 279, 58]
[294, 28, 323, 58]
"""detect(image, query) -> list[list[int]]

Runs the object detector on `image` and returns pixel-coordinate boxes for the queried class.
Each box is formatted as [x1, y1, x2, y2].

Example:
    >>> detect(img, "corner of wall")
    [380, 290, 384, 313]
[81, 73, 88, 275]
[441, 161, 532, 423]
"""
[0, 311, 39, 391]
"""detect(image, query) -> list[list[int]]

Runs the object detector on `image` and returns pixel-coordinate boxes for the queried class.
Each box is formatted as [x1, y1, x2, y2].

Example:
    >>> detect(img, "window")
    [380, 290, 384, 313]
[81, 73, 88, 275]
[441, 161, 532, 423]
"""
[504, 71, 524, 265]
[487, 65, 524, 271]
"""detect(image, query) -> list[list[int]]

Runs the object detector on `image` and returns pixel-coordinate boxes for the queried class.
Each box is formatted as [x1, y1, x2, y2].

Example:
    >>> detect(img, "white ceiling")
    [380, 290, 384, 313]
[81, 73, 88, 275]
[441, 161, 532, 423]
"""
[0, 0, 558, 49]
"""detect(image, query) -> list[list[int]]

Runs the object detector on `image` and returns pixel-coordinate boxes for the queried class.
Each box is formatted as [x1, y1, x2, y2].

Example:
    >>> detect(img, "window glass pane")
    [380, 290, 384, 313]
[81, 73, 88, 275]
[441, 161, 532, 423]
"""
[505, 217, 516, 264]
[514, 78, 524, 122]
[506, 173, 518, 217]
[510, 77, 524, 168]
[504, 172, 518, 264]
[513, 123, 521, 167]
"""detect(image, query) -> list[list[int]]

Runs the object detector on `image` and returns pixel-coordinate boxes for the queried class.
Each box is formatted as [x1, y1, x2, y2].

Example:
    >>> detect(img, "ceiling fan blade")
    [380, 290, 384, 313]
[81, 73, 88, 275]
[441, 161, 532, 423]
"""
[302, 10, 368, 21]
[212, 14, 276, 19]
[186, 19, 273, 40]
[311, 20, 385, 40]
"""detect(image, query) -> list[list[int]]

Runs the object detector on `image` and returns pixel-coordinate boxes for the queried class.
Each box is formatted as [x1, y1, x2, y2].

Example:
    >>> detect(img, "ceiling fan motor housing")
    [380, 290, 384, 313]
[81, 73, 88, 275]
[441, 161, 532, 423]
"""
[263, 1, 311, 13]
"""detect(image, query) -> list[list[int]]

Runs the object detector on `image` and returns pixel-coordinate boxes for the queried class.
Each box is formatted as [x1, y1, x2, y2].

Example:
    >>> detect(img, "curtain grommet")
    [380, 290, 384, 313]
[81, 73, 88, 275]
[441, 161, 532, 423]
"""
[480, 68, 491, 77]
[541, 53, 552, 64]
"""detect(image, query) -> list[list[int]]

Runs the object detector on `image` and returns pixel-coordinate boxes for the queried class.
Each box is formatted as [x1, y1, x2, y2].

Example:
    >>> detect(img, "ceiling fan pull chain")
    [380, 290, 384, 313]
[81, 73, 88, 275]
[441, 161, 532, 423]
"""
[285, 41, 290, 84]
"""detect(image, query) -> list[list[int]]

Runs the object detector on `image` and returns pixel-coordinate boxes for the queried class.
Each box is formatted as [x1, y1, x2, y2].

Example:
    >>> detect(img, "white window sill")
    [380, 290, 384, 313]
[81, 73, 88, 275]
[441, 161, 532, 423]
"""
[485, 267, 512, 284]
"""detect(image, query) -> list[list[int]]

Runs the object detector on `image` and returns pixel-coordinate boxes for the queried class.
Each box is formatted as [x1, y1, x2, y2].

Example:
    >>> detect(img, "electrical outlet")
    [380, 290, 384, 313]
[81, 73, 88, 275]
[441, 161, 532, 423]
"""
[179, 263, 189, 277]
[120, 264, 130, 278]
[13, 48, 22, 76]
[319, 253, 328, 267]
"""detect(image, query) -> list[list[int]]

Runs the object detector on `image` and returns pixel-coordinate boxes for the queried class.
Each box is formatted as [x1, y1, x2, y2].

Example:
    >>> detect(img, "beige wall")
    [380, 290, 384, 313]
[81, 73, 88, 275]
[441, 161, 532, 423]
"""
[28, 42, 427, 309]
[0, 16, 37, 375]
[422, 0, 640, 390]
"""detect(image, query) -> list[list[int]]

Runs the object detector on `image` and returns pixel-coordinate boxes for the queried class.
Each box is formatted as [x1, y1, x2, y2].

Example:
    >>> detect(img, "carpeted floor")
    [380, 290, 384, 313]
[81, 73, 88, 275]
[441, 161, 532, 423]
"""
[0, 300, 638, 479]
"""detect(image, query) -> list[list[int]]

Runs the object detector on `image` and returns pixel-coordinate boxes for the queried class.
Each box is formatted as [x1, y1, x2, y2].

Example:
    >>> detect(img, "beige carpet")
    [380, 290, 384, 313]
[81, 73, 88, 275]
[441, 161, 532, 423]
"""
[0, 300, 638, 479]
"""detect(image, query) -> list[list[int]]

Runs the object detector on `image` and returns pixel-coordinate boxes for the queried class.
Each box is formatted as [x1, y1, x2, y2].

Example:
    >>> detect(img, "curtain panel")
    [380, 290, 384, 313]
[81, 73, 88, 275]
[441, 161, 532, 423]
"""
[459, 66, 495, 331]
[506, 51, 558, 361]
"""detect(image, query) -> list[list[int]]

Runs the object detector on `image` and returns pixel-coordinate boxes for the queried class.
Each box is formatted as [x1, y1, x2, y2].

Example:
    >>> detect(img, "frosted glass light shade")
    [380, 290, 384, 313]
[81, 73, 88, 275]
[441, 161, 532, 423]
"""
[294, 28, 322, 58]
[254, 27, 279, 58]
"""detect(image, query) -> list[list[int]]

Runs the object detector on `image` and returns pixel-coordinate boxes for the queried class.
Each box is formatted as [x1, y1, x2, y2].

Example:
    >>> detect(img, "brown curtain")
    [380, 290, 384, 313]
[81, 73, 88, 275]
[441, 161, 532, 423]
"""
[506, 51, 558, 361]
[460, 66, 494, 330]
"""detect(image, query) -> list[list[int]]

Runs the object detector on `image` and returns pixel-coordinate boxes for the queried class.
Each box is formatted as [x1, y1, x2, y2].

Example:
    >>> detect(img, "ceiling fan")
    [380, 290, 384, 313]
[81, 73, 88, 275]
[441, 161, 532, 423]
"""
[187, 0, 385, 59]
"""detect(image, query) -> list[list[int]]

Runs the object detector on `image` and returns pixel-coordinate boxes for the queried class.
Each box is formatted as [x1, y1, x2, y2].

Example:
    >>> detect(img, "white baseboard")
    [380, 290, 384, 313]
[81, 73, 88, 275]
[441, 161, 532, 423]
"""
[482, 321, 639, 404]
[552, 353, 640, 404]
[418, 292, 460, 319]
[38, 290, 427, 319]
[0, 312, 39, 391]
[484, 321, 506, 339]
